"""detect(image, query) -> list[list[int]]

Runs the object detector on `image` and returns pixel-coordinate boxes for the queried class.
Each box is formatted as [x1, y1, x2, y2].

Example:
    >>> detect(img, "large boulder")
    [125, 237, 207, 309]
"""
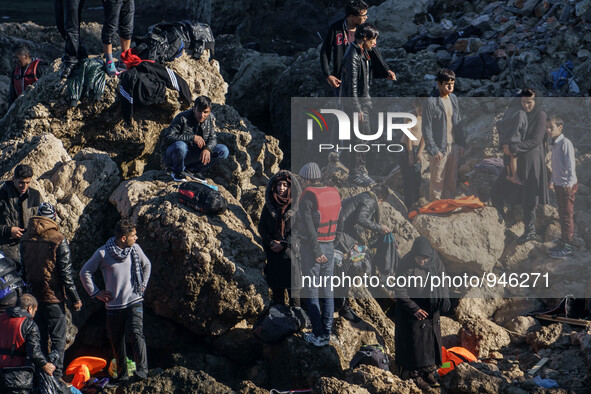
[441, 363, 505, 394]
[109, 171, 267, 335]
[459, 316, 511, 357]
[119, 367, 234, 394]
[345, 365, 423, 393]
[227, 52, 290, 130]
[412, 207, 505, 274]
[368, 0, 432, 47]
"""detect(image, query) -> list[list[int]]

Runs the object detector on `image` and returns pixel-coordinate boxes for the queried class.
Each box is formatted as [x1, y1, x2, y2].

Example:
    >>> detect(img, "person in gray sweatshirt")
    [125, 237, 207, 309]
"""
[80, 219, 151, 381]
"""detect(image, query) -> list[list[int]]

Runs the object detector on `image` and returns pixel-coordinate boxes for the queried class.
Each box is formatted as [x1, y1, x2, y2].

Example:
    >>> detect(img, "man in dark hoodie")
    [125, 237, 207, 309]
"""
[20, 202, 82, 381]
[395, 237, 450, 390]
[0, 294, 55, 393]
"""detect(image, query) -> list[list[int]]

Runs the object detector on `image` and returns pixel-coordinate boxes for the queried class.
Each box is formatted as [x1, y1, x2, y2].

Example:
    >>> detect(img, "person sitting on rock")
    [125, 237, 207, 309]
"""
[333, 184, 391, 322]
[9, 44, 47, 104]
[80, 219, 151, 382]
[161, 95, 230, 182]
[395, 236, 449, 390]
[258, 170, 301, 307]
[296, 163, 341, 347]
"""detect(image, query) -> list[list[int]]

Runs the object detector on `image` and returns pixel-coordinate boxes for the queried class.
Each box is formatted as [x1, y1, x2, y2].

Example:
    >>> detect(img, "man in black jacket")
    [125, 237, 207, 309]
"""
[161, 96, 229, 181]
[422, 69, 466, 201]
[339, 23, 384, 186]
[0, 294, 55, 393]
[320, 0, 396, 95]
[20, 203, 82, 381]
[334, 184, 390, 322]
[0, 165, 42, 263]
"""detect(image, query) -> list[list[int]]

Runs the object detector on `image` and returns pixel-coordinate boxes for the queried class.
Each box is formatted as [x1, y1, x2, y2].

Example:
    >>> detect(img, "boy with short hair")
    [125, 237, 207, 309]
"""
[547, 115, 578, 258]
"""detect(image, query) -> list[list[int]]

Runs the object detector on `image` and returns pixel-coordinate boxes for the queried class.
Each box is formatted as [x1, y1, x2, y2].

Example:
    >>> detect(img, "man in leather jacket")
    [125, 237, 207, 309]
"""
[161, 95, 230, 182]
[0, 294, 55, 393]
[339, 23, 385, 187]
[20, 203, 82, 381]
[0, 165, 42, 264]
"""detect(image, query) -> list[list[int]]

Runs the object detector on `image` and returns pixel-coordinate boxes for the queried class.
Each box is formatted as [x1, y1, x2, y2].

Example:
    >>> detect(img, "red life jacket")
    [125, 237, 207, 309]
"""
[0, 313, 27, 368]
[12, 58, 41, 97]
[300, 187, 341, 242]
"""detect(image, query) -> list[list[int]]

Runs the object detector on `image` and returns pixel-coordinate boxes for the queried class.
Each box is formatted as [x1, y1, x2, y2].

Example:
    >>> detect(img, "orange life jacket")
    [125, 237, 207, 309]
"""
[408, 195, 485, 219]
[300, 187, 341, 242]
[0, 313, 27, 368]
[438, 346, 477, 376]
[12, 58, 41, 97]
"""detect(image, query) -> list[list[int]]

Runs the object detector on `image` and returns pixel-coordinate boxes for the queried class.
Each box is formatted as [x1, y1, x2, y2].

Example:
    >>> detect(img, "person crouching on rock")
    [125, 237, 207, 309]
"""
[161, 95, 230, 182]
[297, 163, 341, 347]
[259, 170, 301, 307]
[80, 219, 151, 382]
[395, 236, 450, 390]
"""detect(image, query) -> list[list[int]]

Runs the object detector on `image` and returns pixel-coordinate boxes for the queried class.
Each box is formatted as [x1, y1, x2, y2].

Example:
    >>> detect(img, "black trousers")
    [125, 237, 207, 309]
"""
[106, 302, 148, 378]
[101, 0, 135, 45]
[401, 147, 422, 209]
[54, 0, 86, 65]
[35, 302, 66, 379]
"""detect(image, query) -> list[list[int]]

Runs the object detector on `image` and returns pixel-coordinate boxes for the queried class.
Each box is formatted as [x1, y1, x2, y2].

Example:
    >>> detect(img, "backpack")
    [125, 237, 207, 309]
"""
[252, 304, 309, 344]
[449, 53, 501, 80]
[349, 344, 390, 371]
[178, 181, 227, 215]
[0, 254, 25, 302]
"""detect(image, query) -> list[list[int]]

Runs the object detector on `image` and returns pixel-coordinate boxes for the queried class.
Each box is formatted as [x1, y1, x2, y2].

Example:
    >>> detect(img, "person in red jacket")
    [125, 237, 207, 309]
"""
[9, 45, 46, 104]
[0, 294, 55, 393]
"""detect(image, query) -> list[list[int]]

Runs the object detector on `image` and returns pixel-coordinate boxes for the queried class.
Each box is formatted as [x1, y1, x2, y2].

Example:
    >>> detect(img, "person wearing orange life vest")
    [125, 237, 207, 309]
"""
[0, 294, 55, 393]
[9, 45, 47, 104]
[297, 162, 341, 347]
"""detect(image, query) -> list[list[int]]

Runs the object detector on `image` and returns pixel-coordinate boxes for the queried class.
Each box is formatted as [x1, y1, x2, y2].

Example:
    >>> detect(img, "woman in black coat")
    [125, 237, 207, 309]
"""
[395, 236, 450, 389]
[258, 170, 301, 306]
[492, 89, 549, 241]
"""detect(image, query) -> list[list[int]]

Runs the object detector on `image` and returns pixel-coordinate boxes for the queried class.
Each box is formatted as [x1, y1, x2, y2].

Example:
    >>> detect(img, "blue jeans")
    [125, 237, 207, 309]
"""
[163, 141, 229, 174]
[302, 242, 335, 337]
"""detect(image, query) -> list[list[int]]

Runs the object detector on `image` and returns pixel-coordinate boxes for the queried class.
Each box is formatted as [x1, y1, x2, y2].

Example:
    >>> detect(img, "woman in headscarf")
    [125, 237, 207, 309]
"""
[492, 88, 549, 241]
[258, 170, 301, 306]
[395, 236, 450, 390]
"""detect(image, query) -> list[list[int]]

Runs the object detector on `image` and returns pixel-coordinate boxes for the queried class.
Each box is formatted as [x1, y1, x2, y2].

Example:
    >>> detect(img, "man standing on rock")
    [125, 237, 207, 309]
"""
[161, 95, 230, 182]
[297, 162, 341, 347]
[0, 164, 42, 264]
[55, 0, 88, 79]
[20, 202, 82, 381]
[422, 69, 466, 201]
[80, 219, 151, 382]
[320, 0, 396, 96]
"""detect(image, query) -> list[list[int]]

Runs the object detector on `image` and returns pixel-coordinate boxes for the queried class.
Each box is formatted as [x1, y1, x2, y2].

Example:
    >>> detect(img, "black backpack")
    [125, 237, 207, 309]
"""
[350, 344, 390, 371]
[252, 304, 310, 344]
[178, 181, 228, 215]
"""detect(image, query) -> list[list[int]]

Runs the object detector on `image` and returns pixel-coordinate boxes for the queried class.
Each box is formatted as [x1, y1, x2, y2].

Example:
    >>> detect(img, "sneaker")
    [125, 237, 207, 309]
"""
[183, 170, 205, 181]
[548, 239, 564, 253]
[517, 229, 537, 243]
[116, 61, 128, 72]
[171, 172, 187, 182]
[105, 60, 118, 77]
[61, 63, 76, 79]
[339, 305, 362, 323]
[549, 244, 574, 259]
[304, 332, 328, 347]
[351, 171, 376, 187]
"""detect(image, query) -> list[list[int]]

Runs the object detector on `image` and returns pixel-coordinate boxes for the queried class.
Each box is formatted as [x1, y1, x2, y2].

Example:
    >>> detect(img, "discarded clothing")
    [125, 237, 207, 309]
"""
[474, 158, 504, 176]
[119, 61, 192, 123]
[408, 195, 485, 219]
[66, 58, 106, 107]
